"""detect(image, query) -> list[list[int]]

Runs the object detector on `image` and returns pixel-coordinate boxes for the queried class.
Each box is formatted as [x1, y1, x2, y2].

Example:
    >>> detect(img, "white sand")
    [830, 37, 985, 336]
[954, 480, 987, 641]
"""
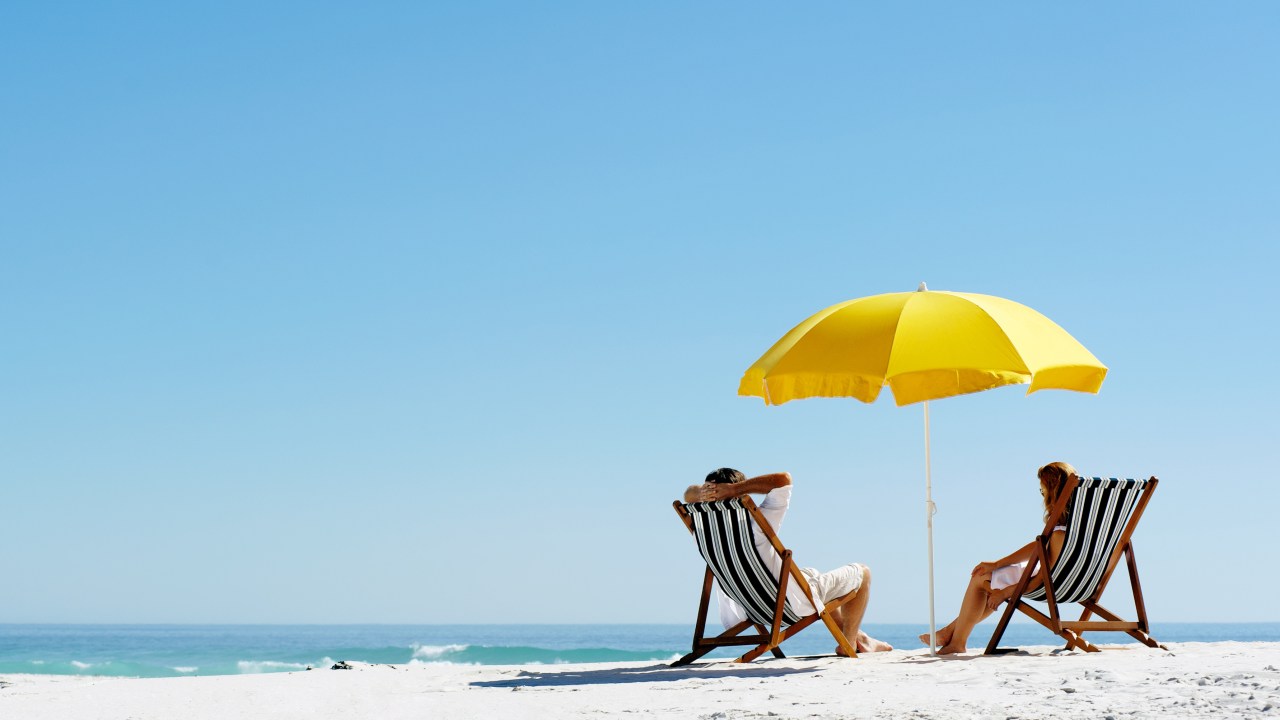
[2, 642, 1278, 719]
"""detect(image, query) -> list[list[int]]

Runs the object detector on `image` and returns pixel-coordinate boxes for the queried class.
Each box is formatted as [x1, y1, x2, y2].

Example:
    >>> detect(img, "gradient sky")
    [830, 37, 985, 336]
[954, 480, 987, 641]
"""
[2, 3, 1276, 625]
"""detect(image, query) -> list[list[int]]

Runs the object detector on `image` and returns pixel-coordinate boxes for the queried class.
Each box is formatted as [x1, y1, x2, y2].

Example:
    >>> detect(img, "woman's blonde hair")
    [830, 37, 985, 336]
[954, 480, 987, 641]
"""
[1038, 461, 1078, 524]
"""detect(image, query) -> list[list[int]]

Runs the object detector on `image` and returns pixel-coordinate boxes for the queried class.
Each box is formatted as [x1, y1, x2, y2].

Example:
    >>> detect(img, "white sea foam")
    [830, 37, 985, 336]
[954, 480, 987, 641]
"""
[236, 660, 309, 674]
[32, 660, 46, 665]
[407, 658, 478, 668]
[71, 661, 93, 670]
[173, 667, 198, 674]
[411, 644, 468, 659]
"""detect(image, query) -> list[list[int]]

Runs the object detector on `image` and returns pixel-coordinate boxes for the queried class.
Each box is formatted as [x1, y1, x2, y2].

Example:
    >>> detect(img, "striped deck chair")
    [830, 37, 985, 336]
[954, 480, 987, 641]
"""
[985, 476, 1164, 654]
[671, 497, 860, 666]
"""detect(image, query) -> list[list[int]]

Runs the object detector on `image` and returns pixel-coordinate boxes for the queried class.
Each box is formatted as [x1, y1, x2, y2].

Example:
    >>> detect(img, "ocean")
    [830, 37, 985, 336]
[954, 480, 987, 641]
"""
[1, 623, 1276, 678]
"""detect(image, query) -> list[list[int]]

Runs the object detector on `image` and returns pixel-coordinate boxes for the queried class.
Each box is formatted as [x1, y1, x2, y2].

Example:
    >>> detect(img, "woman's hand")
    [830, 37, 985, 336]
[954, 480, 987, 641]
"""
[986, 585, 1016, 612]
[972, 561, 997, 578]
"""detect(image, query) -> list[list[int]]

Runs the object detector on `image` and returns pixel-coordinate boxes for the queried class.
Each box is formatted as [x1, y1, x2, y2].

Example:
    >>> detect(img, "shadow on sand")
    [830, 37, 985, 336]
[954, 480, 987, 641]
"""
[469, 659, 823, 688]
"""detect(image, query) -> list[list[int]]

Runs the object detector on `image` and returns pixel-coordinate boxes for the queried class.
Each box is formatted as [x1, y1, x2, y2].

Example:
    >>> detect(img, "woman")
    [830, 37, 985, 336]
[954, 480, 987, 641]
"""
[920, 461, 1077, 655]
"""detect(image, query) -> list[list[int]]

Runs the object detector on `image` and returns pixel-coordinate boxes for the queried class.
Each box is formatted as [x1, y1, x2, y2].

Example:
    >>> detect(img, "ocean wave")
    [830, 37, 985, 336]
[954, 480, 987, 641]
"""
[412, 643, 469, 660]
[4, 623, 1274, 681]
[236, 660, 310, 674]
[407, 658, 478, 668]
[2, 645, 684, 678]
[0, 659, 167, 678]
[405, 645, 682, 666]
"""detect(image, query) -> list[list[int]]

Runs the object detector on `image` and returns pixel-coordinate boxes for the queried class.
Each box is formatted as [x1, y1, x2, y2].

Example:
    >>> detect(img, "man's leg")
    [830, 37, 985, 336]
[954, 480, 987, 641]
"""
[829, 566, 892, 655]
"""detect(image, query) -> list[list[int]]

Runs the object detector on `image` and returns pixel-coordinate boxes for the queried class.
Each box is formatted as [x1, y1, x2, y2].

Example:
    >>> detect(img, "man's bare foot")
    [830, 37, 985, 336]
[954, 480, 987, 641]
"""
[857, 632, 893, 653]
[835, 645, 855, 657]
[936, 642, 967, 655]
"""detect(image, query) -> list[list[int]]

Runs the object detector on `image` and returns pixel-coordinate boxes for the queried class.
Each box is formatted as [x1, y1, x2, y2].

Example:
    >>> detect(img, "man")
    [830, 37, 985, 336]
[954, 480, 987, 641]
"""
[683, 468, 892, 655]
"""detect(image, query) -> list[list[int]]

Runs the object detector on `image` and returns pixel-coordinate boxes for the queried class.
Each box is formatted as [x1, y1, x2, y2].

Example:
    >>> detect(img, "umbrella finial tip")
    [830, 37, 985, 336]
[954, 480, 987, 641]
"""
[917, 282, 928, 292]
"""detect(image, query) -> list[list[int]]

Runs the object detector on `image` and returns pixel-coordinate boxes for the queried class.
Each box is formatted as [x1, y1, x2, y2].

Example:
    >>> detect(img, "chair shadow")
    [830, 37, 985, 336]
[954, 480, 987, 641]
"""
[469, 660, 822, 688]
[899, 653, 987, 665]
[901, 647, 1066, 664]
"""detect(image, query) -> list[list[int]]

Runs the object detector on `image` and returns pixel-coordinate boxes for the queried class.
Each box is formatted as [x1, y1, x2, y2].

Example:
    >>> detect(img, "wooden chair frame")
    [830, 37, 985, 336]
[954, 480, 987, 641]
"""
[985, 476, 1165, 654]
[671, 497, 860, 666]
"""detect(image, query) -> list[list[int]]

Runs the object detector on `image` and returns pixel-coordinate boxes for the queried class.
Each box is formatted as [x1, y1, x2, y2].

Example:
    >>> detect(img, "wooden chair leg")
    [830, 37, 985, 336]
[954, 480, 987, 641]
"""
[1122, 544, 1164, 648]
[985, 545, 1047, 655]
[984, 596, 1022, 655]
[672, 645, 716, 666]
[1121, 628, 1163, 649]
[672, 620, 754, 667]
[1062, 630, 1100, 652]
[1062, 607, 1093, 651]
[672, 568, 719, 666]
[769, 552, 792, 650]
[755, 623, 785, 658]
[692, 567, 714, 642]
[735, 639, 777, 664]
[1082, 602, 1164, 650]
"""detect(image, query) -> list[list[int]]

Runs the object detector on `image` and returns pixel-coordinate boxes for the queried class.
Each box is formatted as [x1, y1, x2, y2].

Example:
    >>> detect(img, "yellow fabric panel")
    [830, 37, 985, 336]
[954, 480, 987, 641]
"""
[739, 290, 1106, 407]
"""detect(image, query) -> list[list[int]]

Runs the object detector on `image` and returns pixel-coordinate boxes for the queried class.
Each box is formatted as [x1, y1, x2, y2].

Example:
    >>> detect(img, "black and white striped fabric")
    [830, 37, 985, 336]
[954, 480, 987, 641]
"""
[1025, 477, 1149, 604]
[683, 499, 803, 627]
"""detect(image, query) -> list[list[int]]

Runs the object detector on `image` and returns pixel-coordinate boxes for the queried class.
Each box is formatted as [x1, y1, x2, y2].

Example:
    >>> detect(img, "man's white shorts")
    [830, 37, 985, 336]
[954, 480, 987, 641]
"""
[801, 562, 867, 604]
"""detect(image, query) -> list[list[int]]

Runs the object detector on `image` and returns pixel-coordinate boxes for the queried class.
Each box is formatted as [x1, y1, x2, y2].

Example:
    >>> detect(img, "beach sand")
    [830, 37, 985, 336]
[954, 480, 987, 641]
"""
[2, 642, 1277, 719]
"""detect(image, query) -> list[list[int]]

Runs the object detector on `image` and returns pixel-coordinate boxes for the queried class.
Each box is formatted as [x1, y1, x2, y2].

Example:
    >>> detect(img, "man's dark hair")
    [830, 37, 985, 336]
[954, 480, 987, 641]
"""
[706, 467, 746, 484]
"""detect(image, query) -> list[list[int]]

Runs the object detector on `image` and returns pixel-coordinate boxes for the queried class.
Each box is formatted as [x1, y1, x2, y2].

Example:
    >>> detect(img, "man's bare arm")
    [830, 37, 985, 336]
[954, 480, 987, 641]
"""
[683, 472, 792, 503]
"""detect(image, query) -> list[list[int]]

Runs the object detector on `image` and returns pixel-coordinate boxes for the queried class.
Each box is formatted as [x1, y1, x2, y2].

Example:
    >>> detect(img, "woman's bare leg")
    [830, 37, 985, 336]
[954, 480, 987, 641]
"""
[919, 621, 955, 648]
[938, 575, 1001, 655]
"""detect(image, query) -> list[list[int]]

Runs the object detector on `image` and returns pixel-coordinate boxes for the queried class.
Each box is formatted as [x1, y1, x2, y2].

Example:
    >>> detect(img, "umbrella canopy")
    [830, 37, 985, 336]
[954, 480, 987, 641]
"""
[739, 287, 1107, 407]
[737, 284, 1106, 653]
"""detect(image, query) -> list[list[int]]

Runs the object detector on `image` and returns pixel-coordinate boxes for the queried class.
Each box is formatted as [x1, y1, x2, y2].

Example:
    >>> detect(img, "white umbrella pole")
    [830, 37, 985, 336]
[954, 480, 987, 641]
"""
[925, 400, 937, 655]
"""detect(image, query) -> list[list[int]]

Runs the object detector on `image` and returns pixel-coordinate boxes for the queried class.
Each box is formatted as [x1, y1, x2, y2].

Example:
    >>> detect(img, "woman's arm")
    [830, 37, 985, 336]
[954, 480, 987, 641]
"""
[972, 540, 1035, 578]
[975, 524, 1069, 573]
[993, 540, 1038, 569]
[979, 530, 1068, 609]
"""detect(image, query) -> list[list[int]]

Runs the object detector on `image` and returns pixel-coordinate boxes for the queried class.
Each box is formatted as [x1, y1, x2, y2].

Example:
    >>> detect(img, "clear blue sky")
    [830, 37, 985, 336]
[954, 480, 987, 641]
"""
[2, 3, 1276, 625]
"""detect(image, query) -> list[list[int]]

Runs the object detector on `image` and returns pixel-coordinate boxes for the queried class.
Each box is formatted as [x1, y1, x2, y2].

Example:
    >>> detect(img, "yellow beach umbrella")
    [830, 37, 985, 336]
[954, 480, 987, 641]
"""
[739, 283, 1107, 652]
